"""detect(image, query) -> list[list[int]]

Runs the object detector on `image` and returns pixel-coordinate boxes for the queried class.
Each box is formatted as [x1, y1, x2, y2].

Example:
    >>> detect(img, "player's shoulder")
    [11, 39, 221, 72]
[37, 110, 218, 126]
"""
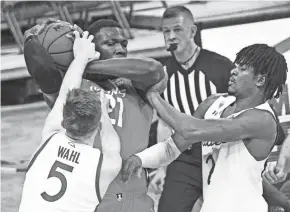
[205, 93, 229, 104]
[195, 93, 228, 118]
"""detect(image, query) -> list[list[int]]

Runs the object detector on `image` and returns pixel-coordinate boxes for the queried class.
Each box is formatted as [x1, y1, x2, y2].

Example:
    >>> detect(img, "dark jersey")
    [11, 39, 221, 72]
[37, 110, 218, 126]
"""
[81, 79, 154, 194]
[162, 49, 235, 168]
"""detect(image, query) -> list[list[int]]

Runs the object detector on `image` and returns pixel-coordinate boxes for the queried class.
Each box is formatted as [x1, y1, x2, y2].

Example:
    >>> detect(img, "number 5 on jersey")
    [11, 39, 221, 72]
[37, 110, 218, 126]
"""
[107, 95, 124, 127]
[41, 161, 74, 202]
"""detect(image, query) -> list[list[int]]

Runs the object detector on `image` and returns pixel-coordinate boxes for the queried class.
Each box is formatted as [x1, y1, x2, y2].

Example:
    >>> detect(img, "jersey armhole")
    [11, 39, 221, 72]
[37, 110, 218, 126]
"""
[95, 152, 103, 204]
[27, 133, 58, 171]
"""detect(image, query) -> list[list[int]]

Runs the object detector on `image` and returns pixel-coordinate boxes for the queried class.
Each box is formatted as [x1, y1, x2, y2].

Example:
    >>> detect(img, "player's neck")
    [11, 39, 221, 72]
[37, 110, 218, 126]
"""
[234, 93, 265, 113]
[65, 132, 95, 147]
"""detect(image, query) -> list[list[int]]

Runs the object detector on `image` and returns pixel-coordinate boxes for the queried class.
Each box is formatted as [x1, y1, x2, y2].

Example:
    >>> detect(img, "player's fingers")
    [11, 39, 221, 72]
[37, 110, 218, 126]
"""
[66, 32, 75, 42]
[121, 160, 130, 181]
[88, 35, 94, 42]
[94, 51, 100, 60]
[125, 163, 136, 183]
[263, 171, 276, 184]
[276, 171, 287, 182]
[267, 164, 279, 183]
[73, 31, 80, 39]
[82, 31, 89, 39]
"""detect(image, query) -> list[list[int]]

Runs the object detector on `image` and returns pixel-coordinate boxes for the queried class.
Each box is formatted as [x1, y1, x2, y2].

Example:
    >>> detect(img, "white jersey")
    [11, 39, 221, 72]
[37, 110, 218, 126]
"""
[201, 95, 277, 212]
[19, 133, 103, 212]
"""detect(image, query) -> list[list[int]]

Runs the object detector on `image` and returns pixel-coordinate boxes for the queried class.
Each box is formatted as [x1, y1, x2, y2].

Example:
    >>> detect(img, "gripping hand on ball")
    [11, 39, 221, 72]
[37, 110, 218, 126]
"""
[73, 31, 100, 62]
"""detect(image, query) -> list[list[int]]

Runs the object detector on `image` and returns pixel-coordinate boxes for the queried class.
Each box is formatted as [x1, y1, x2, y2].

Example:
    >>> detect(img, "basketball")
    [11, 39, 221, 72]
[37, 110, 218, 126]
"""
[37, 21, 82, 72]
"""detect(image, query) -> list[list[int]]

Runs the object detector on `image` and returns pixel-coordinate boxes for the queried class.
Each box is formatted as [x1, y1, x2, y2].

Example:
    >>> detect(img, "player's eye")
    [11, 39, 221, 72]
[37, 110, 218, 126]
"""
[162, 29, 170, 33]
[174, 27, 182, 32]
[107, 41, 115, 46]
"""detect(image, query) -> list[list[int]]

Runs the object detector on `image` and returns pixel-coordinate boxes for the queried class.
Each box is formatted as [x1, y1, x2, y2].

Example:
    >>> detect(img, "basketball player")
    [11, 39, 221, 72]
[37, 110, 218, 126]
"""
[23, 19, 165, 212]
[19, 31, 122, 212]
[263, 134, 290, 184]
[155, 6, 235, 212]
[123, 44, 288, 212]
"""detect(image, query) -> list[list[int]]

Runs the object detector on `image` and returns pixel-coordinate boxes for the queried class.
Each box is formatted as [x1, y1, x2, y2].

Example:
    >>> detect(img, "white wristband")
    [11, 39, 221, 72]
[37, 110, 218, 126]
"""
[136, 136, 181, 169]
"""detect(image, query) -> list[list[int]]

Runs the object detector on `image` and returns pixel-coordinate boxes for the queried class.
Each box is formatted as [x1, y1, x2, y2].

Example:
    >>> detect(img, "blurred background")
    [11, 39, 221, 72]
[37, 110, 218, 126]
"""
[1, 1, 290, 212]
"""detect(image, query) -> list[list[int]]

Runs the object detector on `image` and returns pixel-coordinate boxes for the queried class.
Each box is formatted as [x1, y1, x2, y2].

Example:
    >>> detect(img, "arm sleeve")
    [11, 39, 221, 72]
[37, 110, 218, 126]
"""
[24, 36, 63, 94]
[135, 136, 181, 169]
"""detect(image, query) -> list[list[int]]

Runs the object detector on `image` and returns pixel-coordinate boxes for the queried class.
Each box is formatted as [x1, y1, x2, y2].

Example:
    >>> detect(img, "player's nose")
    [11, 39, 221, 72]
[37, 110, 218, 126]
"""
[115, 44, 126, 56]
[230, 67, 238, 76]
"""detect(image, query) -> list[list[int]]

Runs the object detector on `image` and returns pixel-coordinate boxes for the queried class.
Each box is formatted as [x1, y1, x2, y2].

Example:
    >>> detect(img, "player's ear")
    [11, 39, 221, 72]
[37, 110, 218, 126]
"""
[190, 25, 197, 38]
[256, 74, 266, 87]
[97, 122, 102, 132]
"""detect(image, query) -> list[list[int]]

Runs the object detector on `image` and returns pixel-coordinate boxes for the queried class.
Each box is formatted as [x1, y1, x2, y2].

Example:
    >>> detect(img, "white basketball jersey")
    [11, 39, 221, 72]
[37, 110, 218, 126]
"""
[201, 95, 276, 212]
[19, 133, 103, 212]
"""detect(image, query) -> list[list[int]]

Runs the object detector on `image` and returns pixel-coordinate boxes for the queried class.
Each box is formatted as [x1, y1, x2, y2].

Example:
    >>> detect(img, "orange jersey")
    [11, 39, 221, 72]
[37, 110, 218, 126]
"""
[81, 79, 153, 159]
[81, 79, 153, 195]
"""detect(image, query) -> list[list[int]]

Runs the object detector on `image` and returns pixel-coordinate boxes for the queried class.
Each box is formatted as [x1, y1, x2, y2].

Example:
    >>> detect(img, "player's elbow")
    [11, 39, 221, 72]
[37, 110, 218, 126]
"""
[148, 60, 164, 83]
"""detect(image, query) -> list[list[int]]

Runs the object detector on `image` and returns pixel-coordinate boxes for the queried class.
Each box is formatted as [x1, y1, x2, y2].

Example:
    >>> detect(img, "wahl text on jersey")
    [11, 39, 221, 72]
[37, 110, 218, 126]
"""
[58, 146, 80, 164]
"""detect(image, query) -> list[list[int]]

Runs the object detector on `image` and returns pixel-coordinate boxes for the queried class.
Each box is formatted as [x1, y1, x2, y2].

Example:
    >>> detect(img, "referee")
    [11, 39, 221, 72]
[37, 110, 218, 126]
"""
[156, 6, 234, 212]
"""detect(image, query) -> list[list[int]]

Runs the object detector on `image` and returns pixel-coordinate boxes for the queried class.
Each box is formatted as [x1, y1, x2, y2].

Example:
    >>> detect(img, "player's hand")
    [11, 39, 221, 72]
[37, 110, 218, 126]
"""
[73, 31, 100, 61]
[66, 24, 84, 41]
[263, 161, 288, 184]
[146, 66, 168, 96]
[99, 89, 109, 112]
[149, 166, 166, 193]
[122, 155, 143, 183]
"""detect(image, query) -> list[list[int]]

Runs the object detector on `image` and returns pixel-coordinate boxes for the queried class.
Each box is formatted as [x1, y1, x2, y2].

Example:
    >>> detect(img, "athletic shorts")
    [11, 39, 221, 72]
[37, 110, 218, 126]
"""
[97, 192, 154, 212]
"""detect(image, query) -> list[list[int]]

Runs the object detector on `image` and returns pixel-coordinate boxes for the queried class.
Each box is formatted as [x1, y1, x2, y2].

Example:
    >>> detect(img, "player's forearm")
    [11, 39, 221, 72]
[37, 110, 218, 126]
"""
[100, 112, 121, 154]
[43, 56, 88, 138]
[147, 93, 193, 135]
[136, 136, 181, 169]
[263, 179, 290, 211]
[57, 56, 87, 100]
[147, 93, 251, 142]
[86, 57, 164, 90]
[278, 135, 290, 173]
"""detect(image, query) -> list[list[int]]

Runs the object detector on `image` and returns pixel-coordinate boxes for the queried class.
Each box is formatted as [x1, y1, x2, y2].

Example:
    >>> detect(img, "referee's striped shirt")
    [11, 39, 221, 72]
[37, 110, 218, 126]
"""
[162, 49, 234, 116]
[161, 49, 235, 168]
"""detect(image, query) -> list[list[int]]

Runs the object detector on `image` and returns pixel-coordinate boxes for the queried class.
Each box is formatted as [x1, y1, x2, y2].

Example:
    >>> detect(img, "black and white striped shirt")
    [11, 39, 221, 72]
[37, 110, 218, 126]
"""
[162, 49, 234, 116]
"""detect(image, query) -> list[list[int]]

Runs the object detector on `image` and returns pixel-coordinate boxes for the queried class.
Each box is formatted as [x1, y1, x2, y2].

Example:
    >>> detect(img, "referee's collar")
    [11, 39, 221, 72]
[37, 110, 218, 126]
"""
[173, 47, 202, 73]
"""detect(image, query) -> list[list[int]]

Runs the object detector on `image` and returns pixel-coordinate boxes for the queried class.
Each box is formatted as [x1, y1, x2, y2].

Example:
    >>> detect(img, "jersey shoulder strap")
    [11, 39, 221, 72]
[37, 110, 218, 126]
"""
[205, 95, 236, 119]
[95, 152, 103, 204]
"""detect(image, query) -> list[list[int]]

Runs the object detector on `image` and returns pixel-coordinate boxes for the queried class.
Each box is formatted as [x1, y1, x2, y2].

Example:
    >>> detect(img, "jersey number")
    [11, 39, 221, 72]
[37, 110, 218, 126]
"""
[206, 155, 215, 185]
[41, 161, 74, 202]
[107, 95, 124, 127]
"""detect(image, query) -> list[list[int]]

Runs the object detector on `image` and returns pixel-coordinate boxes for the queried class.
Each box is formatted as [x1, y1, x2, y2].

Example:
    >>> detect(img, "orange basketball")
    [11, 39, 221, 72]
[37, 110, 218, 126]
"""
[37, 21, 82, 72]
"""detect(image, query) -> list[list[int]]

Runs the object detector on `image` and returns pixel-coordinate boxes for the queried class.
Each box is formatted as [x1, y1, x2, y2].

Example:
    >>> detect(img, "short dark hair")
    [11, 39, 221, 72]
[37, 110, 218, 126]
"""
[234, 44, 288, 100]
[87, 19, 121, 36]
[162, 5, 194, 22]
[62, 88, 102, 137]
